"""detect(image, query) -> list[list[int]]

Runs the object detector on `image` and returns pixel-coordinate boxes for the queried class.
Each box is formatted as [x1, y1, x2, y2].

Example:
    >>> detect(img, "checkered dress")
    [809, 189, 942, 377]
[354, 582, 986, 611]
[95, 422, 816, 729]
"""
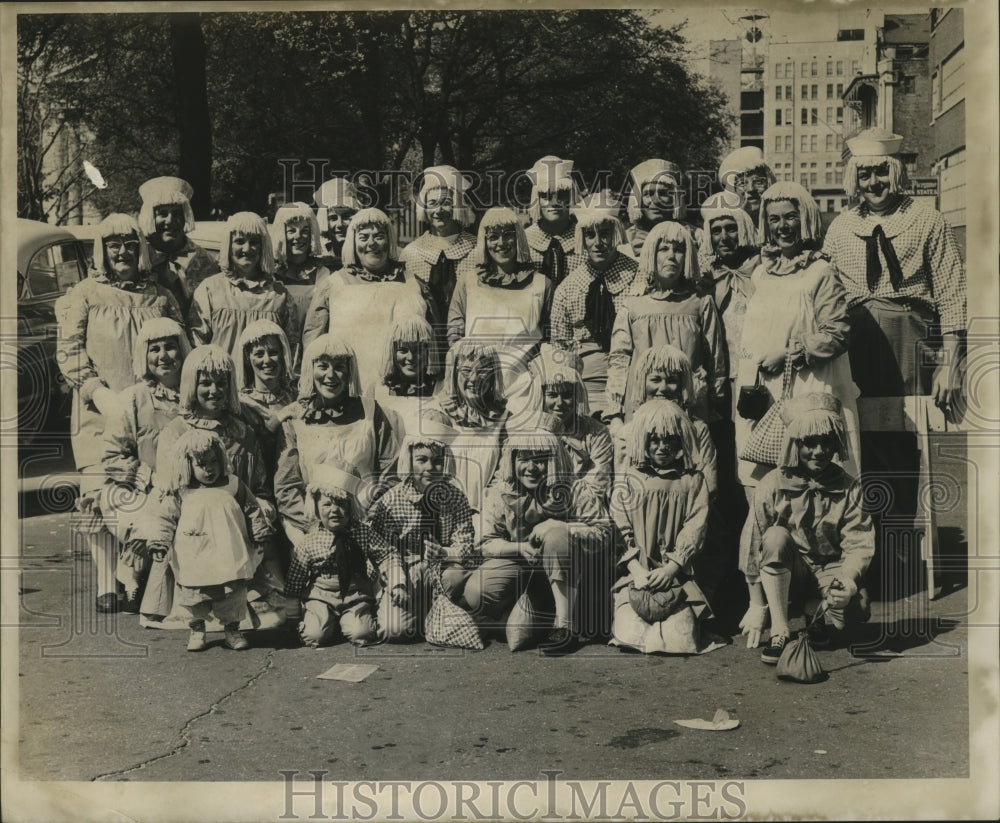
[822, 197, 966, 335]
[284, 522, 386, 598]
[525, 223, 586, 285]
[550, 256, 640, 346]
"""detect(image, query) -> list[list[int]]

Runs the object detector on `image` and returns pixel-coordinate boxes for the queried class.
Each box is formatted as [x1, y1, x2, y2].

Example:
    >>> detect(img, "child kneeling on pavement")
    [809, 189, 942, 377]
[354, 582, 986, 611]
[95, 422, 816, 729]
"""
[284, 463, 381, 647]
[739, 392, 874, 662]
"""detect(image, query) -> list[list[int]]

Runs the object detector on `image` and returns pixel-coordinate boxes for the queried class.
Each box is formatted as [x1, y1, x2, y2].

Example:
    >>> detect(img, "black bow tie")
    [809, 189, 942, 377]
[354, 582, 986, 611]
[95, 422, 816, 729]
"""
[859, 224, 903, 292]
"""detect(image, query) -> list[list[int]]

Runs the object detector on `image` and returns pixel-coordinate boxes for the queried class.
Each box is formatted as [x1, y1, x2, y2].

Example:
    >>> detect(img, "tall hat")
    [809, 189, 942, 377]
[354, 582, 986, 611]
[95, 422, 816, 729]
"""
[778, 392, 849, 468]
[138, 176, 196, 236]
[627, 159, 685, 223]
[416, 165, 475, 226]
[527, 155, 581, 221]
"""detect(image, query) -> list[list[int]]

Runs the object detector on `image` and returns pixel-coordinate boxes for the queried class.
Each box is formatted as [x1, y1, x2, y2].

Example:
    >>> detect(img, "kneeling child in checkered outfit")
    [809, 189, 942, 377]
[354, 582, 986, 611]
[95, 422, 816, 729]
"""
[284, 464, 382, 647]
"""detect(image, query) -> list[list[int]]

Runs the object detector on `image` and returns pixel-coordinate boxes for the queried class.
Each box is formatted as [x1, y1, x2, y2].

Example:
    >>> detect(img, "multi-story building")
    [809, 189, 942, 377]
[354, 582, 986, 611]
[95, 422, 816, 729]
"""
[928, 7, 965, 252]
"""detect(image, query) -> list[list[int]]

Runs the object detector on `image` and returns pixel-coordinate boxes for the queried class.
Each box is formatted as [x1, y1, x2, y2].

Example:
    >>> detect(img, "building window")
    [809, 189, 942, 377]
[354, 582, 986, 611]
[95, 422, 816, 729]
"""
[801, 108, 808, 125]
[826, 106, 833, 122]
[836, 60, 844, 75]
[811, 135, 818, 151]
[801, 84, 809, 99]
[837, 83, 844, 97]
[786, 62, 793, 77]
[785, 173, 793, 181]
[800, 135, 808, 152]
[800, 174, 809, 187]
[811, 109, 818, 125]
[776, 63, 784, 78]
[931, 70, 940, 111]
[826, 134, 833, 151]
[851, 60, 859, 75]
[801, 61, 808, 77]
[785, 135, 792, 152]
[810, 172, 818, 185]
[811, 84, 818, 100]
[939, 148, 966, 228]
[811, 61, 818, 76]
[825, 172, 833, 185]
[786, 85, 793, 99]
[776, 110, 783, 126]
[835, 169, 843, 185]
[827, 61, 834, 75]
[785, 107, 793, 123]
[776, 86, 782, 100]
[827, 83, 834, 99]
[902, 75, 916, 94]
[775, 136, 782, 153]
[939, 47, 966, 113]
[836, 106, 843, 124]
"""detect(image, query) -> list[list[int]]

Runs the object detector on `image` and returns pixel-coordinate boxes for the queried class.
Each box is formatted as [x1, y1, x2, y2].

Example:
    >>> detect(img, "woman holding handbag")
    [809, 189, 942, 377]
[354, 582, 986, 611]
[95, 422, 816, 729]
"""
[734, 183, 861, 495]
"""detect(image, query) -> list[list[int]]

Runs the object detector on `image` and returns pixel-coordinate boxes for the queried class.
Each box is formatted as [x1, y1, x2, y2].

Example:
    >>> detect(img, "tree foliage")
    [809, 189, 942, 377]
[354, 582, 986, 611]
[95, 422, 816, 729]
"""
[17, 10, 734, 223]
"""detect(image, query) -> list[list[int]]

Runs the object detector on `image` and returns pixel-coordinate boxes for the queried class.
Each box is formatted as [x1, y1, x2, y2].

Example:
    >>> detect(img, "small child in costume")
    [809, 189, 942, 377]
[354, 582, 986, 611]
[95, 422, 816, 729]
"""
[609, 399, 716, 655]
[612, 345, 717, 495]
[145, 429, 273, 652]
[284, 463, 382, 647]
[739, 393, 874, 663]
[366, 429, 477, 641]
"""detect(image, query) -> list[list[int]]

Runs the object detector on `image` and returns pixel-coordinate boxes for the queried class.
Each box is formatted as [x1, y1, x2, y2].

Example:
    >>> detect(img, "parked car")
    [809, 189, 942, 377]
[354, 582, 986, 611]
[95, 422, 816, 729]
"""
[16, 219, 90, 444]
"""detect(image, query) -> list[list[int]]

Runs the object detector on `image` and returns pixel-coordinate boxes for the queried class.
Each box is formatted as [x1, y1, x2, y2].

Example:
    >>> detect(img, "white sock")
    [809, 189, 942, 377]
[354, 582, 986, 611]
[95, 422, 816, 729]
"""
[760, 566, 792, 638]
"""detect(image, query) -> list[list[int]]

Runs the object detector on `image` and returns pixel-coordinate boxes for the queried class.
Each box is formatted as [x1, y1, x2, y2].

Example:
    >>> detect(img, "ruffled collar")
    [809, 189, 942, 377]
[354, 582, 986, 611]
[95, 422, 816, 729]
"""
[701, 246, 760, 279]
[297, 395, 362, 424]
[637, 464, 685, 479]
[276, 258, 326, 284]
[89, 268, 154, 291]
[779, 463, 847, 495]
[760, 245, 828, 276]
[475, 263, 537, 288]
[224, 269, 275, 291]
[241, 386, 294, 407]
[147, 380, 180, 403]
[345, 261, 406, 283]
[383, 375, 437, 397]
[407, 231, 477, 264]
[181, 411, 230, 430]
[438, 397, 506, 429]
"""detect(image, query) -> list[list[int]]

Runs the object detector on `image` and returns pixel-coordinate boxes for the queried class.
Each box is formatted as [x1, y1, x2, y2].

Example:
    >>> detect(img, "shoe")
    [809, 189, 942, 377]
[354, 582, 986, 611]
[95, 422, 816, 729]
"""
[807, 617, 831, 649]
[224, 625, 250, 651]
[761, 633, 788, 664]
[95, 593, 120, 613]
[538, 627, 579, 657]
[122, 589, 141, 614]
[187, 629, 208, 652]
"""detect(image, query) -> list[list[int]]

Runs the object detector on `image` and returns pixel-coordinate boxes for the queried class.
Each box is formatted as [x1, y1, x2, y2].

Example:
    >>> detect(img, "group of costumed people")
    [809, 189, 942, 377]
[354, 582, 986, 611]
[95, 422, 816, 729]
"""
[56, 128, 965, 659]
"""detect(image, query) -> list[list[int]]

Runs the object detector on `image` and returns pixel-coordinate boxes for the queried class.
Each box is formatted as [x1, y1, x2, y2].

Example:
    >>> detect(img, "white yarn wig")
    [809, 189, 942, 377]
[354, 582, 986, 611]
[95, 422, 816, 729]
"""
[298, 334, 363, 401]
[622, 398, 700, 471]
[396, 428, 458, 481]
[307, 460, 363, 522]
[272, 202, 323, 264]
[525, 344, 590, 418]
[843, 155, 908, 200]
[441, 339, 506, 413]
[495, 430, 573, 489]
[573, 209, 627, 255]
[778, 392, 849, 469]
[340, 208, 399, 267]
[527, 155, 582, 222]
[416, 165, 476, 227]
[165, 428, 231, 492]
[627, 159, 686, 223]
[624, 345, 695, 418]
[221, 211, 275, 276]
[633, 220, 700, 292]
[97, 213, 152, 276]
[377, 314, 434, 385]
[700, 191, 760, 249]
[138, 176, 196, 237]
[758, 182, 824, 246]
[179, 345, 240, 414]
[473, 207, 532, 267]
[132, 316, 191, 383]
[236, 318, 294, 392]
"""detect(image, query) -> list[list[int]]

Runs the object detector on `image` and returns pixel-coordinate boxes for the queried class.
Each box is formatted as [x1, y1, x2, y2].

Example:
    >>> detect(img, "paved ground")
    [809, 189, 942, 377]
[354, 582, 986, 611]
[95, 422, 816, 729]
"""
[11, 437, 974, 786]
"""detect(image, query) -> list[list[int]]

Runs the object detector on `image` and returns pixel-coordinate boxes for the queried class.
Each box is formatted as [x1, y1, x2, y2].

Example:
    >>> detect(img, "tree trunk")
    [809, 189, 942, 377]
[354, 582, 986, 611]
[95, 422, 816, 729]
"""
[169, 14, 212, 219]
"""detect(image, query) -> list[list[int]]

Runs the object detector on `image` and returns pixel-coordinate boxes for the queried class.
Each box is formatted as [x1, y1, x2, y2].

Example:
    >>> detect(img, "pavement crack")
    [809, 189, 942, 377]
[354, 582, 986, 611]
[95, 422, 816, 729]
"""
[91, 648, 278, 781]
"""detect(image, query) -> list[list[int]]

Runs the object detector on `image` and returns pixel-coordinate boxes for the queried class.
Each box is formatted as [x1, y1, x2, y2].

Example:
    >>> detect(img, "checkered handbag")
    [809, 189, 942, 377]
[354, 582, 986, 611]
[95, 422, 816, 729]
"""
[739, 356, 794, 466]
[423, 559, 484, 650]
